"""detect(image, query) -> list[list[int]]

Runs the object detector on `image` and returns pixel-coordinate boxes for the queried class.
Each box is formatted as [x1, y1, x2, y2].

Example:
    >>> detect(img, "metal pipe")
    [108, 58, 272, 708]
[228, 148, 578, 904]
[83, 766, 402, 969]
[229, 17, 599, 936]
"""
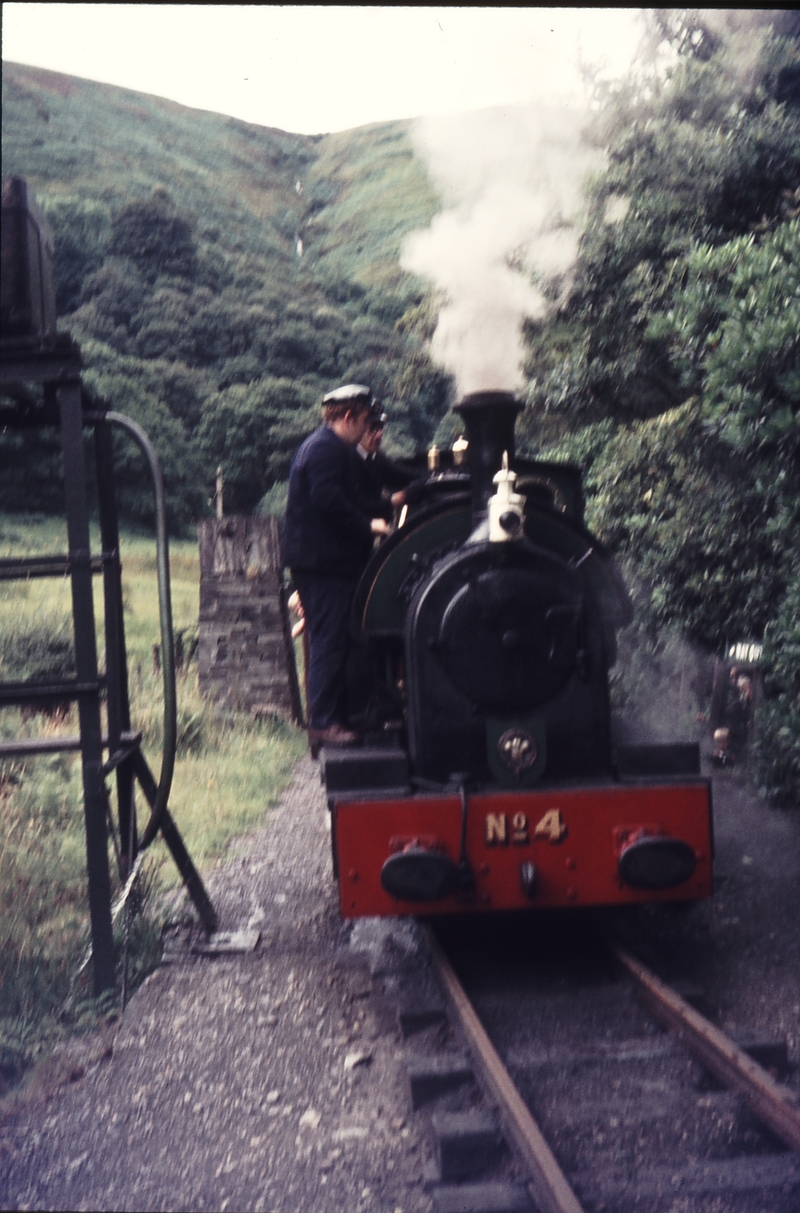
[102, 411, 176, 850]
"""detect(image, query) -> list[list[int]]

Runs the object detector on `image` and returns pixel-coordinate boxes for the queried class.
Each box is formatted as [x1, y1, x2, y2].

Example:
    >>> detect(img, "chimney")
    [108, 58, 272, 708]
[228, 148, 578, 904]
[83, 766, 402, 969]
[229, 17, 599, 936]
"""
[452, 390, 523, 521]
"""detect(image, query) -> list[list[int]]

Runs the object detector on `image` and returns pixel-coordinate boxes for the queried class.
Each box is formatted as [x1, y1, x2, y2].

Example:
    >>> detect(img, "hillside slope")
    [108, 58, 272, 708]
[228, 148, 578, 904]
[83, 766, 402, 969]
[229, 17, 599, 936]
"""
[1, 63, 446, 520]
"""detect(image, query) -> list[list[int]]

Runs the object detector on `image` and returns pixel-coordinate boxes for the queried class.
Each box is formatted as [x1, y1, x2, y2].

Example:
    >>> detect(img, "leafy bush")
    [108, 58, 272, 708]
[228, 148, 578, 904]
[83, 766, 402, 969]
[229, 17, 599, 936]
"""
[754, 573, 800, 806]
[255, 480, 289, 519]
[655, 218, 800, 464]
[526, 13, 800, 803]
[582, 405, 792, 650]
[0, 747, 89, 1026]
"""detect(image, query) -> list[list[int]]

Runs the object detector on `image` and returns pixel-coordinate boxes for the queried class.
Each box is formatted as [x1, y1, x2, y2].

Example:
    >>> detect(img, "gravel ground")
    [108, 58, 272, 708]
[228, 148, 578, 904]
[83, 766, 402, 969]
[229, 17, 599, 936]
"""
[632, 765, 800, 1066]
[0, 758, 797, 1213]
[0, 758, 438, 1213]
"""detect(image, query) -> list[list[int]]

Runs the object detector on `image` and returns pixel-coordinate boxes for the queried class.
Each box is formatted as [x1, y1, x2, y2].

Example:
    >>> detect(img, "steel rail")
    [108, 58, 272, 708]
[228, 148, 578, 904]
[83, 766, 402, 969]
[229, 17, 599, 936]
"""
[613, 945, 800, 1153]
[425, 925, 585, 1213]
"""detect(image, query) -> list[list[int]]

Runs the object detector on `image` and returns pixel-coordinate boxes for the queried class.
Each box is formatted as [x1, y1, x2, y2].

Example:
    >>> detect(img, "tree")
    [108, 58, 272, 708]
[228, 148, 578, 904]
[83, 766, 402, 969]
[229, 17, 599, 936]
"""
[197, 377, 319, 514]
[43, 197, 111, 315]
[108, 188, 197, 283]
[754, 570, 800, 806]
[521, 11, 800, 428]
[81, 349, 206, 530]
[522, 12, 800, 803]
[653, 218, 799, 465]
[560, 402, 792, 649]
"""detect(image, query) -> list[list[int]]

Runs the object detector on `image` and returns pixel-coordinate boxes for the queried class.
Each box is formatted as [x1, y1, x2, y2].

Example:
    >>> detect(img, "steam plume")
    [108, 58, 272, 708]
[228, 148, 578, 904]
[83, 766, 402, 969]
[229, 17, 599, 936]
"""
[401, 104, 604, 395]
[401, 9, 794, 398]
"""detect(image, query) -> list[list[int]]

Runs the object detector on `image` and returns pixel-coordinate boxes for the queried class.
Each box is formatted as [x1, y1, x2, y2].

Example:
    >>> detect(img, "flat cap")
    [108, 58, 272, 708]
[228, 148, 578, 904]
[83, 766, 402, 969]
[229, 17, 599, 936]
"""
[323, 383, 372, 406]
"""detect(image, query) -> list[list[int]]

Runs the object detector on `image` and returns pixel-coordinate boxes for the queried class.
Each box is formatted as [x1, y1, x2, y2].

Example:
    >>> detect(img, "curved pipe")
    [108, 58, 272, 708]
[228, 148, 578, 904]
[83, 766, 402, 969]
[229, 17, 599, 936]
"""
[103, 411, 176, 850]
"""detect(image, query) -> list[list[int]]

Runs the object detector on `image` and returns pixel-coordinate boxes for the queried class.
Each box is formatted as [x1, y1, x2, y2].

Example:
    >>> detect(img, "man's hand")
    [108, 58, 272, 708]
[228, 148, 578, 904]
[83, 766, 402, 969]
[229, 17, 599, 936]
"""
[390, 490, 406, 508]
[287, 590, 305, 637]
[370, 518, 390, 536]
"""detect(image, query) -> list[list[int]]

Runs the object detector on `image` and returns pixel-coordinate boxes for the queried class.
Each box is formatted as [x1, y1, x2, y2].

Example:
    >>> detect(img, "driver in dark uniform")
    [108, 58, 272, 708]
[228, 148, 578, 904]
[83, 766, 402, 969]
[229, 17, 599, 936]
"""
[354, 404, 413, 522]
[282, 384, 389, 755]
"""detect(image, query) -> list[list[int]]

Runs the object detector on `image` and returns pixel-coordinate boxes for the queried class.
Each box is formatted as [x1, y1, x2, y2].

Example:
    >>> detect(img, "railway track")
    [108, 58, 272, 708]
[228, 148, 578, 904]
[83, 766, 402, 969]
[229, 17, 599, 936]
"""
[420, 914, 800, 1213]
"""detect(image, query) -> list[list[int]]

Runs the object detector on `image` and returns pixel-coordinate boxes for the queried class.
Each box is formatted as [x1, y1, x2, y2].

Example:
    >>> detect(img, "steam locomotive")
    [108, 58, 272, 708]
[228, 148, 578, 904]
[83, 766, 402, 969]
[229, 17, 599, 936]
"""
[324, 392, 713, 917]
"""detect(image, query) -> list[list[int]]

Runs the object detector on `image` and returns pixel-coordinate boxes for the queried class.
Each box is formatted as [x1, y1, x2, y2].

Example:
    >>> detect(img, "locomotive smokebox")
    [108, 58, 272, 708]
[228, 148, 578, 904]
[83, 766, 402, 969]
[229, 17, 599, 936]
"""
[453, 390, 523, 521]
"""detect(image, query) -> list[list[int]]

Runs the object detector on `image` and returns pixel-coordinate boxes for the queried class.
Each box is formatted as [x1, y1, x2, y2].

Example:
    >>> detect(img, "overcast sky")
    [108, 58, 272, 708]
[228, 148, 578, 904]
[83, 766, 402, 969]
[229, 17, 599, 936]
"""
[3, 5, 648, 134]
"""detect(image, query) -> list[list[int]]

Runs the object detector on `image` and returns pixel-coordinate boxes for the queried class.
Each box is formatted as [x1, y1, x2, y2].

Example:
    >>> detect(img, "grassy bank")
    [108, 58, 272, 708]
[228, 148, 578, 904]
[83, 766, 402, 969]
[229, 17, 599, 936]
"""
[0, 513, 305, 1094]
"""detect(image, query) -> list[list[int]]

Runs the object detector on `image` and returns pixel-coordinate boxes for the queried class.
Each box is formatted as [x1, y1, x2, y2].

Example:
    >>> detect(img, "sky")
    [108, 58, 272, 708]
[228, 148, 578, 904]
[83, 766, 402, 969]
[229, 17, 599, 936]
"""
[2, 5, 648, 135]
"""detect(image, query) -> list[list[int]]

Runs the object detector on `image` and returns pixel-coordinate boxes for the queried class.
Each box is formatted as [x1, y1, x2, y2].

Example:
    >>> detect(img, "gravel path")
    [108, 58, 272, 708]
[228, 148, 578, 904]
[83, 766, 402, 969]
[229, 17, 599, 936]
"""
[634, 766, 800, 1065]
[0, 758, 435, 1213]
[1, 758, 797, 1213]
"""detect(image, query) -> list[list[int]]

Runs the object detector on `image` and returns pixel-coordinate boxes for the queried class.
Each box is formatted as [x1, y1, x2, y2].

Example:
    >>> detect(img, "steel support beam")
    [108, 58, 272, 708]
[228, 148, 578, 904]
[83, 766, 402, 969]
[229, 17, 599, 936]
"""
[58, 378, 115, 994]
[132, 750, 218, 935]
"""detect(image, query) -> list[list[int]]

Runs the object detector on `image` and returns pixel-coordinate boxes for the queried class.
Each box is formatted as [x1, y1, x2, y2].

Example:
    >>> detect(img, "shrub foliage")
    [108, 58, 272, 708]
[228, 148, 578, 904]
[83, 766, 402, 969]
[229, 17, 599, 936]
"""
[522, 11, 800, 804]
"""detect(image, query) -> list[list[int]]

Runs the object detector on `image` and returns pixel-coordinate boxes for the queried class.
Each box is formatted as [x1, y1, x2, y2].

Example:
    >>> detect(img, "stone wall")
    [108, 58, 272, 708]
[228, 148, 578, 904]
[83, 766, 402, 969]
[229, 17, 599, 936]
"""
[197, 517, 303, 723]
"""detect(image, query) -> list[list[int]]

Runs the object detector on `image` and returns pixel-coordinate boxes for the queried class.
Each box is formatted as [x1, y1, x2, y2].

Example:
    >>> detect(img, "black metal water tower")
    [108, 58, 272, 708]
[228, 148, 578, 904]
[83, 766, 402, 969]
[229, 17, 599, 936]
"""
[1, 177, 216, 995]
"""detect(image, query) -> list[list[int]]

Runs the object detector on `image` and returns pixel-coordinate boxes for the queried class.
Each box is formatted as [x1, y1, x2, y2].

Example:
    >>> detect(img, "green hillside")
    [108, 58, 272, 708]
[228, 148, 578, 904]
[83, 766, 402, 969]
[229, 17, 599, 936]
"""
[1, 62, 447, 521]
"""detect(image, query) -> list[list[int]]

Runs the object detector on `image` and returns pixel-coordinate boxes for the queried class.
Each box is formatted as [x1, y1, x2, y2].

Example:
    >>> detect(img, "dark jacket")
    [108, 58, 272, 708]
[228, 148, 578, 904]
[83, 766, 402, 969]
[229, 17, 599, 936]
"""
[282, 426, 374, 575]
[354, 449, 415, 521]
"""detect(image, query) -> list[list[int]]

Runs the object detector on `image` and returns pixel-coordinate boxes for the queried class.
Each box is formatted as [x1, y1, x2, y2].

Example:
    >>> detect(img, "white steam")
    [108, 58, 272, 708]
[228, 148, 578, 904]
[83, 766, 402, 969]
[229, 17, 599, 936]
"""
[401, 104, 604, 395]
[400, 8, 787, 398]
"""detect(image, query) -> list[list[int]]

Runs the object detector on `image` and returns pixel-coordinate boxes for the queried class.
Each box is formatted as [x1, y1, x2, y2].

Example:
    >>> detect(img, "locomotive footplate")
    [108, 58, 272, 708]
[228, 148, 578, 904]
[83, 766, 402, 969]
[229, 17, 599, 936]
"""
[332, 780, 713, 918]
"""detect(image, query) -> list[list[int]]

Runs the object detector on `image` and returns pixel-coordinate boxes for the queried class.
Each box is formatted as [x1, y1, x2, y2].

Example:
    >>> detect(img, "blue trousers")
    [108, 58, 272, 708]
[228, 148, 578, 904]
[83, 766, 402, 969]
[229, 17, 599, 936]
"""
[292, 572, 358, 730]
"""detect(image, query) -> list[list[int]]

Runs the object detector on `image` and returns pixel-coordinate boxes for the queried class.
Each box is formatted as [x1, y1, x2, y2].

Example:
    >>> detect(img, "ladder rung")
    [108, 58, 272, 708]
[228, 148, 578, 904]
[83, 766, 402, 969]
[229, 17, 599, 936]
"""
[0, 730, 142, 759]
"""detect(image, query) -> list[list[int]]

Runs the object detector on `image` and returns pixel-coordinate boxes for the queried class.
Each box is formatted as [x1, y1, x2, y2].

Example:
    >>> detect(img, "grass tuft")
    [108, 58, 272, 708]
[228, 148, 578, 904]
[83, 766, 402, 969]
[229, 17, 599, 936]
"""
[0, 513, 304, 1096]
